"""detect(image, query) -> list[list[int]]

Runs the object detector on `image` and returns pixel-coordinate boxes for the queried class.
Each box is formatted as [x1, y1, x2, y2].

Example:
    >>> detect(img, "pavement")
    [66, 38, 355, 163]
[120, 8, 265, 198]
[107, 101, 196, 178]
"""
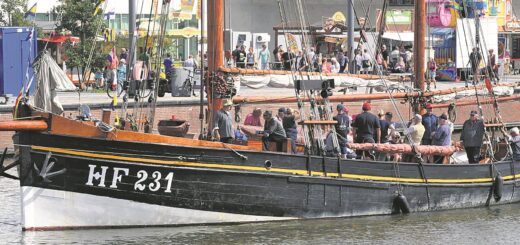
[1, 75, 520, 113]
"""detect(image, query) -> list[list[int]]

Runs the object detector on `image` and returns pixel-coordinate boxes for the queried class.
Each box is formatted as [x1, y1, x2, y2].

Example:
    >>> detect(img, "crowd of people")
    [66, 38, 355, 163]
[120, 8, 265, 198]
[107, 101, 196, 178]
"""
[224, 43, 416, 76]
[211, 99, 520, 164]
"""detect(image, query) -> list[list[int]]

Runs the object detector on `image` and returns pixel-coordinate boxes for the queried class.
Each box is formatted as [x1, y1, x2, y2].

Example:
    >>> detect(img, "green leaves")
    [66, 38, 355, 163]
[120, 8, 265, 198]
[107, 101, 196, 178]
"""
[54, 0, 107, 76]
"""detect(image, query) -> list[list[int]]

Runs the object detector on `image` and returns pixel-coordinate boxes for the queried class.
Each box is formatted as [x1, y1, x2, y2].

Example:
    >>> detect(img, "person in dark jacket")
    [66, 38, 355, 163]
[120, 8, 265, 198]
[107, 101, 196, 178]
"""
[259, 110, 287, 151]
[432, 114, 452, 164]
[283, 108, 299, 154]
[460, 110, 485, 164]
[352, 102, 380, 159]
[334, 104, 351, 158]
[421, 103, 438, 146]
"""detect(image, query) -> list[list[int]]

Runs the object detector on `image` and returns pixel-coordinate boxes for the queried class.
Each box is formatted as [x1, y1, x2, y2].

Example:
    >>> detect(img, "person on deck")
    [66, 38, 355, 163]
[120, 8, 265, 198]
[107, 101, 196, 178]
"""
[406, 114, 425, 146]
[376, 110, 394, 161]
[352, 102, 381, 159]
[260, 110, 287, 151]
[276, 107, 286, 122]
[244, 108, 262, 127]
[432, 114, 452, 164]
[506, 127, 520, 161]
[283, 108, 299, 154]
[335, 104, 351, 159]
[403, 114, 425, 162]
[213, 99, 235, 144]
[460, 110, 485, 164]
[421, 103, 438, 146]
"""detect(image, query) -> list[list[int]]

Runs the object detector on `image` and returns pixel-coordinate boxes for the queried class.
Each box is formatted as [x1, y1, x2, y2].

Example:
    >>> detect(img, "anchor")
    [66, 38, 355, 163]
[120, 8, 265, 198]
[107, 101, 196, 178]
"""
[33, 152, 66, 183]
[0, 148, 20, 180]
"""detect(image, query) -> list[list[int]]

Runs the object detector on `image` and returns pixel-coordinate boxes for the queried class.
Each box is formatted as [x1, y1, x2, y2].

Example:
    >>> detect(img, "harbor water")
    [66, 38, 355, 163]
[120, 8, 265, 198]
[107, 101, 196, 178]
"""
[2, 168, 520, 245]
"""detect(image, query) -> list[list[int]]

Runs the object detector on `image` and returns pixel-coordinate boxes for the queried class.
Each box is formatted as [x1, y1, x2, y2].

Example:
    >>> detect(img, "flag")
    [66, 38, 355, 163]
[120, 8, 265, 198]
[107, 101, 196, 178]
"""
[104, 28, 116, 42]
[24, 3, 37, 18]
[93, 0, 106, 16]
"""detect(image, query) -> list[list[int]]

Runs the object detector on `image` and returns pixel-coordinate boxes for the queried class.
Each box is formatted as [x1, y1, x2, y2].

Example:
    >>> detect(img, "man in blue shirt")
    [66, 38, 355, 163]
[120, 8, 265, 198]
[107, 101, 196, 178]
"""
[421, 103, 438, 146]
[163, 53, 174, 82]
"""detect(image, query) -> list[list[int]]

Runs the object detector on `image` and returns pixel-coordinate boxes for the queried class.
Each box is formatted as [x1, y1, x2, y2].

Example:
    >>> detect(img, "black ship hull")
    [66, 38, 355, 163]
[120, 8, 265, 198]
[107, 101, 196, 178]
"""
[15, 131, 520, 230]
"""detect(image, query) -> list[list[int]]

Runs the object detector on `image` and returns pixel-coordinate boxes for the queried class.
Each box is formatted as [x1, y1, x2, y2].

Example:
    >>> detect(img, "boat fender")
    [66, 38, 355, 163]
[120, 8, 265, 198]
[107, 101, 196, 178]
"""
[493, 175, 503, 202]
[264, 160, 272, 170]
[394, 194, 411, 214]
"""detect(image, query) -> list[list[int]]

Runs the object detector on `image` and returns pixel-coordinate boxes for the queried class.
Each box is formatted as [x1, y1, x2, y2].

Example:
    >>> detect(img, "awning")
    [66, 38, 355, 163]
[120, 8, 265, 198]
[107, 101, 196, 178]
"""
[382, 32, 414, 42]
[39, 36, 80, 43]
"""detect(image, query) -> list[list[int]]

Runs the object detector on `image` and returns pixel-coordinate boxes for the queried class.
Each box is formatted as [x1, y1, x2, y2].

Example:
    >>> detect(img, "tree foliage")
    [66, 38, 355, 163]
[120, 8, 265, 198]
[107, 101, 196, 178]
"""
[0, 0, 36, 27]
[54, 0, 107, 77]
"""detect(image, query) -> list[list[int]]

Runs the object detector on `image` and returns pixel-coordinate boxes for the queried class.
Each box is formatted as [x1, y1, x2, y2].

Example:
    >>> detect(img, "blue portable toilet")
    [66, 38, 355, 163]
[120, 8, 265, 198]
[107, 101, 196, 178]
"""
[0, 27, 38, 97]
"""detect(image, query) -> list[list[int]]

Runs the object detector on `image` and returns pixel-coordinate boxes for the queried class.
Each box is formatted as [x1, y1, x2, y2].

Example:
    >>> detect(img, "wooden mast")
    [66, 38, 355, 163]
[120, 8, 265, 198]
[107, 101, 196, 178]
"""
[206, 0, 224, 135]
[414, 0, 426, 113]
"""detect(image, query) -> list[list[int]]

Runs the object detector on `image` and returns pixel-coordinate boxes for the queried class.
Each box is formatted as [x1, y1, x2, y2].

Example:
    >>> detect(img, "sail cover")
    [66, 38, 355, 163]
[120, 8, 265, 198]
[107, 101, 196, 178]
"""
[32, 52, 76, 114]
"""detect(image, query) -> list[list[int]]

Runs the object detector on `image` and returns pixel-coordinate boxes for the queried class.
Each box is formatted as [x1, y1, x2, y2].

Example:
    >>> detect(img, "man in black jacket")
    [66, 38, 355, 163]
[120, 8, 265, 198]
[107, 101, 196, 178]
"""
[352, 102, 381, 159]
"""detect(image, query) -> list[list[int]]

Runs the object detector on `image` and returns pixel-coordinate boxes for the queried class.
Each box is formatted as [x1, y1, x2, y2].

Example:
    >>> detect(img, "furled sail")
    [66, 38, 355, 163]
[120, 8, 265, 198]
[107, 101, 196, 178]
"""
[32, 52, 77, 114]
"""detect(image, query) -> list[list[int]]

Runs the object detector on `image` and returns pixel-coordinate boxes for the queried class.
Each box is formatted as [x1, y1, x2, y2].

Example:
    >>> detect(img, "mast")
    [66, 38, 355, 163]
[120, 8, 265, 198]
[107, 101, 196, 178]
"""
[206, 0, 224, 133]
[128, 0, 137, 73]
[347, 0, 355, 73]
[413, 0, 426, 113]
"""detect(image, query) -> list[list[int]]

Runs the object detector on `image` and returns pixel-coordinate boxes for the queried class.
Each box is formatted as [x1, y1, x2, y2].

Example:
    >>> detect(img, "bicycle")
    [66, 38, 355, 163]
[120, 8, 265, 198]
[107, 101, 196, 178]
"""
[105, 79, 127, 99]
[182, 68, 197, 97]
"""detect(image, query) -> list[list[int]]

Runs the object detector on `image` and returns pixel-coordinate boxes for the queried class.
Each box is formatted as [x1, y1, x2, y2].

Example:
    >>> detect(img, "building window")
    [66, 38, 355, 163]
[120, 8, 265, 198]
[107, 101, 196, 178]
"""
[389, 0, 415, 6]
[35, 13, 50, 21]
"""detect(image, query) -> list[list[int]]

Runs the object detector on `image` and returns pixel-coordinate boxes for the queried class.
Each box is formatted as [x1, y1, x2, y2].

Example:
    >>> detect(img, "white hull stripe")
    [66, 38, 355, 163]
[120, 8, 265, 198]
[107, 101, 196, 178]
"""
[21, 187, 295, 230]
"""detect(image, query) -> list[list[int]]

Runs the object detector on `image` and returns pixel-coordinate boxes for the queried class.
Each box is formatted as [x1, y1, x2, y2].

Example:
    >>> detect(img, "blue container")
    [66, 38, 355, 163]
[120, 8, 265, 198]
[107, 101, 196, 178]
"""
[0, 27, 37, 96]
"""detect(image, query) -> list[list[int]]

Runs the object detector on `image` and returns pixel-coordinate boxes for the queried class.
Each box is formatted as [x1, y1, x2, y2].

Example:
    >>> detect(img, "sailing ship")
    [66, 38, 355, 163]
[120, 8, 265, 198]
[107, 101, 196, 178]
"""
[1, 0, 519, 231]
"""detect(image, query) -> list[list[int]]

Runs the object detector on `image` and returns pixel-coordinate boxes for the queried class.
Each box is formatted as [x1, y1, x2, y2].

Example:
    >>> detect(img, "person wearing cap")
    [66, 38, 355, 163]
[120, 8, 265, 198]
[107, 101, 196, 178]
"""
[244, 108, 263, 127]
[460, 110, 485, 164]
[277, 107, 286, 122]
[117, 58, 127, 94]
[421, 103, 438, 146]
[352, 101, 381, 159]
[334, 104, 351, 158]
[505, 127, 520, 161]
[283, 108, 299, 154]
[260, 110, 287, 151]
[213, 100, 235, 143]
[432, 113, 452, 164]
